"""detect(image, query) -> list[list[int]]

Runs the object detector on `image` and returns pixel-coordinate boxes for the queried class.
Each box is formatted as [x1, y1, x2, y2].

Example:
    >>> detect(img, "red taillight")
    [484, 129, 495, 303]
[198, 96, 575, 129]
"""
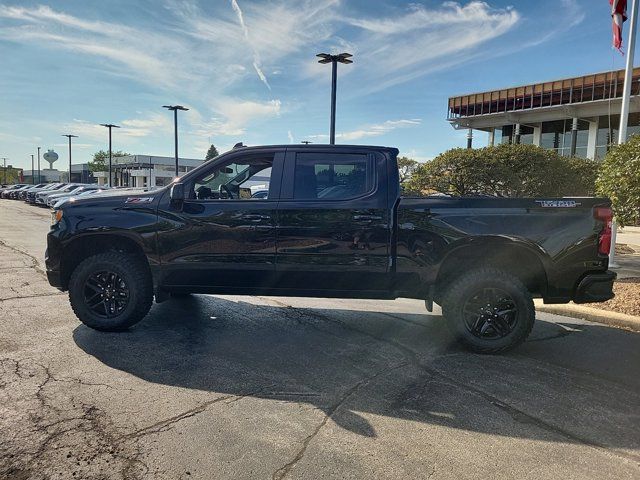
[594, 206, 613, 255]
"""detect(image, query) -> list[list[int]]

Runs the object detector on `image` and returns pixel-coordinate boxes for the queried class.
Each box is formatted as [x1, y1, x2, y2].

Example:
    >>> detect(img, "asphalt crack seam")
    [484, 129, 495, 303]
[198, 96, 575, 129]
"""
[119, 387, 267, 442]
[0, 238, 45, 276]
[0, 358, 151, 479]
[271, 361, 408, 480]
[119, 394, 237, 440]
[258, 298, 640, 464]
[0, 292, 65, 303]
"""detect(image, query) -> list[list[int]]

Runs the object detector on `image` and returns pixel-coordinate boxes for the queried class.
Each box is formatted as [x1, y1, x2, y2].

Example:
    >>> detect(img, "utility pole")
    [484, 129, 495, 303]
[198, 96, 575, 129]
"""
[316, 53, 353, 144]
[62, 134, 78, 183]
[610, 0, 638, 268]
[31, 154, 35, 184]
[162, 105, 189, 177]
[2, 158, 6, 185]
[100, 124, 120, 187]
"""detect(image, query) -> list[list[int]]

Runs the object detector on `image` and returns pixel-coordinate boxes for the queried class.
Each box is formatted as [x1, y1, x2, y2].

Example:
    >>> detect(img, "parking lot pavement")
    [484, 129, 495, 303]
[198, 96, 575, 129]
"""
[1, 199, 639, 480]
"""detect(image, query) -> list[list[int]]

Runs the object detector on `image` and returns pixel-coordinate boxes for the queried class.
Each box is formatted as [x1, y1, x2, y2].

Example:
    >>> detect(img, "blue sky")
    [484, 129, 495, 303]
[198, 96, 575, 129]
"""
[0, 0, 634, 171]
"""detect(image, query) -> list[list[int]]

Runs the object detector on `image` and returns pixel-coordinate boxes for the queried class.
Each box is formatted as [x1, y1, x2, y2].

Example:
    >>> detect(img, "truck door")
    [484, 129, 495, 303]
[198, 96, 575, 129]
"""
[275, 148, 391, 293]
[157, 150, 283, 290]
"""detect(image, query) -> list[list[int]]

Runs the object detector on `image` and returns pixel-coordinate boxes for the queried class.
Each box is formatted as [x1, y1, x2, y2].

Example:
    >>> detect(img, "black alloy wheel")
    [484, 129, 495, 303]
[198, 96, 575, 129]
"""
[83, 271, 130, 318]
[462, 287, 518, 339]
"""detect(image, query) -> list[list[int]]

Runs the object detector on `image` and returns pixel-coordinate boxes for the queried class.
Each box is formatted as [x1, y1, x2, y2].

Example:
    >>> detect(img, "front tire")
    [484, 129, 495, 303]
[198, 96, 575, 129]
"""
[69, 252, 153, 331]
[442, 268, 535, 354]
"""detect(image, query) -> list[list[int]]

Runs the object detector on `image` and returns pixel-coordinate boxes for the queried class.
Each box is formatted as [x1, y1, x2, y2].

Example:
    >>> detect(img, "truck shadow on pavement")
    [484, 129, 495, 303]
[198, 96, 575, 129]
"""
[73, 295, 640, 457]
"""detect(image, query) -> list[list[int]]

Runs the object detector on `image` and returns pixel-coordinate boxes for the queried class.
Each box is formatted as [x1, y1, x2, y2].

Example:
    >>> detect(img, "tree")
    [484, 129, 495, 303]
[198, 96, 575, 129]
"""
[205, 144, 219, 161]
[397, 156, 418, 185]
[404, 144, 599, 198]
[596, 134, 640, 226]
[1, 166, 21, 184]
[88, 150, 129, 173]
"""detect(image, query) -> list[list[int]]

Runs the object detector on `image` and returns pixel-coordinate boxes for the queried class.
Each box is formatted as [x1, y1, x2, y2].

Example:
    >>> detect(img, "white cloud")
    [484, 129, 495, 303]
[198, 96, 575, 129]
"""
[190, 99, 282, 137]
[310, 119, 421, 141]
[61, 112, 173, 143]
[287, 130, 294, 143]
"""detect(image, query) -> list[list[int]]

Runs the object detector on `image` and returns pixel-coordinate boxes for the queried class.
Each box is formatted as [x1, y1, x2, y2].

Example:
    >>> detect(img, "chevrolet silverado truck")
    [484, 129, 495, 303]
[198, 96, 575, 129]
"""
[45, 144, 616, 353]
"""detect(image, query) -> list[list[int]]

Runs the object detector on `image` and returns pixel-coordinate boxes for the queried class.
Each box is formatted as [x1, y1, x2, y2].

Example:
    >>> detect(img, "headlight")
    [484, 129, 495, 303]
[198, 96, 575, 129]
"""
[51, 209, 63, 226]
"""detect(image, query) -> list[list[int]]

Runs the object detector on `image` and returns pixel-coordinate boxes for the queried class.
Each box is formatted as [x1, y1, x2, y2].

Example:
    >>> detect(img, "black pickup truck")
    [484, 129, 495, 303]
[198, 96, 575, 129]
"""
[46, 144, 616, 353]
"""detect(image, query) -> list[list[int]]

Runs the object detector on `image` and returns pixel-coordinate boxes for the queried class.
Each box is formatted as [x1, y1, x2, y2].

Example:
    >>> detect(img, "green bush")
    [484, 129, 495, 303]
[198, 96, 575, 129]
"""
[596, 134, 640, 227]
[404, 144, 598, 198]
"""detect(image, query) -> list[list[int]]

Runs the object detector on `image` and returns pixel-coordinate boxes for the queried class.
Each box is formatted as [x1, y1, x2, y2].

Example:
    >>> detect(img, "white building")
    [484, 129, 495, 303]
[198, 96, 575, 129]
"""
[447, 67, 640, 160]
[94, 155, 204, 187]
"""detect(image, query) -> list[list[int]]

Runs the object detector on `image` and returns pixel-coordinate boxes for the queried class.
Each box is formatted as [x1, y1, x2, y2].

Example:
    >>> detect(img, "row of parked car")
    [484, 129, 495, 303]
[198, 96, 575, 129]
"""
[0, 182, 110, 208]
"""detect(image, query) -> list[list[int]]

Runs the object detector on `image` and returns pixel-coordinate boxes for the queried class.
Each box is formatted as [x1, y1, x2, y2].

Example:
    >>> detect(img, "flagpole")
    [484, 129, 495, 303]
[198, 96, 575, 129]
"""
[610, 0, 638, 268]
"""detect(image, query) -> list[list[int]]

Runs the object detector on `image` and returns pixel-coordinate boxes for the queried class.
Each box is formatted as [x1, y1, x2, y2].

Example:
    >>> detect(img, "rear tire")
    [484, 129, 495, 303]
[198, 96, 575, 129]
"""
[69, 252, 153, 331]
[442, 268, 535, 354]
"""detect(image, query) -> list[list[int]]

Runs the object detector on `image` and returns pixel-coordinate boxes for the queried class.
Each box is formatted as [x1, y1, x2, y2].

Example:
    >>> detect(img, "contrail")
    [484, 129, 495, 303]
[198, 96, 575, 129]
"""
[230, 0, 271, 90]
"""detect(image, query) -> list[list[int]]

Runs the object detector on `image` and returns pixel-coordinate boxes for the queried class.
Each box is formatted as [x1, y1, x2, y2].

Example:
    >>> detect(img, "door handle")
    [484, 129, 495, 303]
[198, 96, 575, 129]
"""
[240, 214, 271, 221]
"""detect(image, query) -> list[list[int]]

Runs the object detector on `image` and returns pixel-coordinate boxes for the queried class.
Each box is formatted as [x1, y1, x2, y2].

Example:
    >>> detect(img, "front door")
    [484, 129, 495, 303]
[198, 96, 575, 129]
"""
[158, 150, 284, 291]
[275, 148, 391, 294]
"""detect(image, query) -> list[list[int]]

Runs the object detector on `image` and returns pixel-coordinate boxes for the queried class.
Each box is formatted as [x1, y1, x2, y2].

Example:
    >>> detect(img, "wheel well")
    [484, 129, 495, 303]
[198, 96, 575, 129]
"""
[435, 243, 547, 301]
[60, 234, 150, 290]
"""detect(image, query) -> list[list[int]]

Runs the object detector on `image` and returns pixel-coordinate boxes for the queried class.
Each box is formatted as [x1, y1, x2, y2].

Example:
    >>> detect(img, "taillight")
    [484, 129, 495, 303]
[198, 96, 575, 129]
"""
[594, 206, 613, 255]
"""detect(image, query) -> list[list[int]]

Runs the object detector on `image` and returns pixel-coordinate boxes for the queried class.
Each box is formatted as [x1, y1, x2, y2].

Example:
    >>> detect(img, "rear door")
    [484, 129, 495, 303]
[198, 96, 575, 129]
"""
[275, 148, 392, 293]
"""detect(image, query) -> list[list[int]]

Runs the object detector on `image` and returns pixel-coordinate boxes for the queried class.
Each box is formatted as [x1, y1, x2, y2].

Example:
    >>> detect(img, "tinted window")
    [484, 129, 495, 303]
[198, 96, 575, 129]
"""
[293, 153, 370, 200]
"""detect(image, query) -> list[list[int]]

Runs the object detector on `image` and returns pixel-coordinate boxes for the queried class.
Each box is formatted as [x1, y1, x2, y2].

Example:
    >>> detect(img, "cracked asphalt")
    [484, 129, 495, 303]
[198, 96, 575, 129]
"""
[1, 199, 639, 480]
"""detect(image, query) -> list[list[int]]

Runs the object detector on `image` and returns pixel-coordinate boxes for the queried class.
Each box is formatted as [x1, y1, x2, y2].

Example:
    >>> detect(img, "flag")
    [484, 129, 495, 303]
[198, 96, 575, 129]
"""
[611, 0, 628, 53]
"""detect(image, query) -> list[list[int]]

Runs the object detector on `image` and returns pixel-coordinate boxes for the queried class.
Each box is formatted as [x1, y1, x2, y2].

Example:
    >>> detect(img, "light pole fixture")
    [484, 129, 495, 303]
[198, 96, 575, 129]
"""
[31, 154, 35, 184]
[100, 124, 120, 186]
[163, 105, 189, 177]
[62, 134, 78, 183]
[316, 52, 353, 145]
[37, 146, 41, 183]
[2, 157, 6, 185]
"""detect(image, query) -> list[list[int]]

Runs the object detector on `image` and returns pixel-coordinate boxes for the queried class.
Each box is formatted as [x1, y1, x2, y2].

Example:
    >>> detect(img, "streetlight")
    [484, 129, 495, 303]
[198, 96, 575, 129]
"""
[31, 154, 35, 184]
[37, 146, 41, 183]
[162, 105, 189, 177]
[62, 134, 78, 183]
[316, 52, 353, 145]
[2, 158, 6, 185]
[100, 124, 120, 187]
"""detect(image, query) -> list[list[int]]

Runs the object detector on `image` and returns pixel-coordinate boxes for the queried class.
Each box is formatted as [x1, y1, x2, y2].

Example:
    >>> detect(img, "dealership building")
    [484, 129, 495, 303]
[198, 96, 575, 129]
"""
[94, 155, 204, 187]
[447, 67, 640, 160]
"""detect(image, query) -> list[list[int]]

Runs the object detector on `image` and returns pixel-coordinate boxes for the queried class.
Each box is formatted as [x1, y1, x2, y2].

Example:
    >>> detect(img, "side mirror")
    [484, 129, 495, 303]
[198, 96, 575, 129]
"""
[170, 182, 185, 209]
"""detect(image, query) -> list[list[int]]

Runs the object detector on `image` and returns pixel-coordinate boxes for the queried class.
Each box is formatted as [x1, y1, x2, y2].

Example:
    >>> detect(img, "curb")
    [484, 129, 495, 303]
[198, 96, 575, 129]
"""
[534, 300, 640, 332]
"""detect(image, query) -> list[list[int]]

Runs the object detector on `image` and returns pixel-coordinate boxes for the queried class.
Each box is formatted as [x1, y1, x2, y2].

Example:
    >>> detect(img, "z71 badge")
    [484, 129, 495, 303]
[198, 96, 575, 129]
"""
[535, 200, 581, 208]
[125, 197, 154, 204]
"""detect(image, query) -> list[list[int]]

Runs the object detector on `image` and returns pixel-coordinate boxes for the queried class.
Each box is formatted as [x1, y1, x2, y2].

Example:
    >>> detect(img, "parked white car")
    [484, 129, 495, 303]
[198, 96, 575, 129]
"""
[46, 185, 103, 207]
[51, 187, 109, 208]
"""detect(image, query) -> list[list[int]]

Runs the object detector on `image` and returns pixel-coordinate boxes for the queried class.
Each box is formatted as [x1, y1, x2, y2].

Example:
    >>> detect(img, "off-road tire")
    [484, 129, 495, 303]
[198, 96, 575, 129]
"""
[69, 252, 153, 331]
[442, 268, 535, 354]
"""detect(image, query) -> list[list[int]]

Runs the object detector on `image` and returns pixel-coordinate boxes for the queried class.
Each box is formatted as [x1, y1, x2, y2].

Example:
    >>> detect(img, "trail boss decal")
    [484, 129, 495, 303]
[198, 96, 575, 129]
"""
[535, 200, 582, 208]
[125, 197, 154, 204]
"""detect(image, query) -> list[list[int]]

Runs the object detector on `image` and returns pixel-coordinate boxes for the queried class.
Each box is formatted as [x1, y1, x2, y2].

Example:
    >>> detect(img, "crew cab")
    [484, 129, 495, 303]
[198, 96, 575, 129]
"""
[45, 144, 616, 353]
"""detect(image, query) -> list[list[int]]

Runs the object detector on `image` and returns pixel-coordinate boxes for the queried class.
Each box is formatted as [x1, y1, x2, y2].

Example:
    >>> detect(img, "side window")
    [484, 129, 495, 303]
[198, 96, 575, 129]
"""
[293, 153, 371, 200]
[191, 155, 274, 200]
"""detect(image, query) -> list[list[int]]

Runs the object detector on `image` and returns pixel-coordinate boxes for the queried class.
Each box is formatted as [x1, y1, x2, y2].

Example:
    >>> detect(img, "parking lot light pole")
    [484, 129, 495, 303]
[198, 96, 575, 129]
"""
[37, 147, 41, 183]
[100, 124, 120, 187]
[162, 105, 189, 177]
[62, 134, 78, 183]
[316, 53, 353, 145]
[30, 154, 35, 184]
[2, 158, 6, 184]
